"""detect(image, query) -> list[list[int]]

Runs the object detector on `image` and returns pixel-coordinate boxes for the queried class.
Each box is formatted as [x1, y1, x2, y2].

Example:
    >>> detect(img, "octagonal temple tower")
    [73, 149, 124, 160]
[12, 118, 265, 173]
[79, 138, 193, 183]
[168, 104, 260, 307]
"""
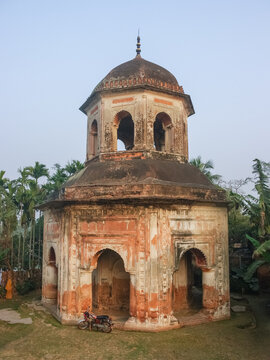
[41, 38, 230, 331]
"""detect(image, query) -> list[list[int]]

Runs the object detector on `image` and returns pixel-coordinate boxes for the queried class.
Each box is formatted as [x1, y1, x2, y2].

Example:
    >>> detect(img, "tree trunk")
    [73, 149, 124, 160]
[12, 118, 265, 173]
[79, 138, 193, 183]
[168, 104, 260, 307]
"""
[29, 220, 33, 270]
[22, 224, 27, 270]
[32, 216, 36, 269]
[38, 212, 41, 268]
[18, 229, 21, 270]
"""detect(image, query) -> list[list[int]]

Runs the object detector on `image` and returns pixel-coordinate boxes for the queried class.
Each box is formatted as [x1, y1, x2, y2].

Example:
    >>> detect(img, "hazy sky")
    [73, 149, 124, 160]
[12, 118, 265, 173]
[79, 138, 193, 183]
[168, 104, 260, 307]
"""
[1, 0, 269, 190]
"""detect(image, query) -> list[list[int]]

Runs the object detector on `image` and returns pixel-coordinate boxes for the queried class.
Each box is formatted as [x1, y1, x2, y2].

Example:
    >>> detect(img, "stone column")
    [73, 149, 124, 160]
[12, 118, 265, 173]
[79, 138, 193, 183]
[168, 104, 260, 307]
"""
[146, 107, 155, 150]
[133, 96, 145, 150]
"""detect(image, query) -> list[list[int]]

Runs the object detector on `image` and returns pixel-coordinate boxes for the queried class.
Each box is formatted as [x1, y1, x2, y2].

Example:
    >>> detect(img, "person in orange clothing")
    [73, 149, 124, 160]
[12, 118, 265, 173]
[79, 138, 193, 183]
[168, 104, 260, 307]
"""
[5, 278, 13, 299]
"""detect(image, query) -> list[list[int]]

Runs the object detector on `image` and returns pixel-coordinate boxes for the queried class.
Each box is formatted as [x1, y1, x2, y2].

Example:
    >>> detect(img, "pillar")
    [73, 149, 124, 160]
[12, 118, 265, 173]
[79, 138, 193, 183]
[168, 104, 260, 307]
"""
[129, 273, 137, 318]
[202, 267, 218, 311]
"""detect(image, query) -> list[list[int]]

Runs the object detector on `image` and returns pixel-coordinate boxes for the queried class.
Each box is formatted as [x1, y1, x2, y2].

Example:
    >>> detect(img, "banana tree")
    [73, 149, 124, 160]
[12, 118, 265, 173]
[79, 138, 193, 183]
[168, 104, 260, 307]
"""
[244, 234, 270, 282]
[247, 159, 270, 238]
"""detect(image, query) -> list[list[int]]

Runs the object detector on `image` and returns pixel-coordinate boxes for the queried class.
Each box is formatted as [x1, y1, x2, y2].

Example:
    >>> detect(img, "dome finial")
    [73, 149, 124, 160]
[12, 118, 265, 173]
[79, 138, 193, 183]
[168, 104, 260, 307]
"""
[136, 30, 141, 57]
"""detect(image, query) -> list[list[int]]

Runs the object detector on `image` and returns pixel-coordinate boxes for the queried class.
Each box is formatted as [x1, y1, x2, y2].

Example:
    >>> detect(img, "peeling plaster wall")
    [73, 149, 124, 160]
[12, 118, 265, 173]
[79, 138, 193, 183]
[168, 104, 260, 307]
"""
[42, 202, 230, 329]
[85, 90, 189, 161]
[42, 209, 61, 305]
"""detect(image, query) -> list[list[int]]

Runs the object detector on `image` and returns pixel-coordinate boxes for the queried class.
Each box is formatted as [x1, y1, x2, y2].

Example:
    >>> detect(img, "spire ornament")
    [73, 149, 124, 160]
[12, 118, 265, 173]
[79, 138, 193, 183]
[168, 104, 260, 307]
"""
[136, 31, 141, 57]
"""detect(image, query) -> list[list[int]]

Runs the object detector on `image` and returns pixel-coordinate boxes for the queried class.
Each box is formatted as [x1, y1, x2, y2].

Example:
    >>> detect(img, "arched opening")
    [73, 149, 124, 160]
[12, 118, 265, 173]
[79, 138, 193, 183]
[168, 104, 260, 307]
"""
[114, 111, 134, 151]
[154, 112, 172, 151]
[89, 120, 98, 157]
[45, 247, 58, 304]
[173, 248, 207, 315]
[92, 249, 130, 315]
[49, 247, 56, 263]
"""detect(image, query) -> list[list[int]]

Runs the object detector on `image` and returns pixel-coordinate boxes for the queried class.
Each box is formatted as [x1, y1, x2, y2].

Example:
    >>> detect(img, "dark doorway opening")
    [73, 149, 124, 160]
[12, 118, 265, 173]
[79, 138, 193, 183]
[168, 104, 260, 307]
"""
[92, 249, 130, 314]
[173, 248, 206, 314]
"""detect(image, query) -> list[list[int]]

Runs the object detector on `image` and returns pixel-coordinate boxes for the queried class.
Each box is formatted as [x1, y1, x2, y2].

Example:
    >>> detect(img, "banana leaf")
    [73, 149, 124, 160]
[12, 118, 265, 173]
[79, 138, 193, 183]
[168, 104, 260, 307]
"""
[246, 234, 260, 249]
[254, 240, 270, 263]
[244, 259, 266, 281]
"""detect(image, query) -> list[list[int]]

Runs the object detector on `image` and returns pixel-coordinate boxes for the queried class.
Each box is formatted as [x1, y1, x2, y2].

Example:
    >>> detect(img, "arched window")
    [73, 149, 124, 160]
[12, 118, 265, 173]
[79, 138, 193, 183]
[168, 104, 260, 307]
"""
[114, 111, 134, 151]
[153, 112, 172, 152]
[89, 120, 98, 157]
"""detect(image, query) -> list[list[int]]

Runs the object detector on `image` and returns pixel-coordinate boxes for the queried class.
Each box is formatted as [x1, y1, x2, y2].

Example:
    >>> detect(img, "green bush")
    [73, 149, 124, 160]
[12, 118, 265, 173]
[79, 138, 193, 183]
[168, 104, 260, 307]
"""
[0, 286, 6, 298]
[230, 266, 259, 293]
[15, 279, 36, 295]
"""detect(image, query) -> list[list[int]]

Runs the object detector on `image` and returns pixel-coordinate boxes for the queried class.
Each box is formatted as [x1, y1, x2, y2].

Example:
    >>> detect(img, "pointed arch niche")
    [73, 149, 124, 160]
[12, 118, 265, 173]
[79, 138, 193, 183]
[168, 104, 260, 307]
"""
[44, 247, 58, 304]
[113, 111, 134, 151]
[154, 112, 173, 152]
[88, 119, 98, 158]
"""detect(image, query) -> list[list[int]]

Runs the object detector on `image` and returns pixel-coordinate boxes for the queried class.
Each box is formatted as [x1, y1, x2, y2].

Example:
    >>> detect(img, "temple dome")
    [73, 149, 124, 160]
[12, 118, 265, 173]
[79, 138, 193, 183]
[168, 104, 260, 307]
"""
[80, 55, 188, 113]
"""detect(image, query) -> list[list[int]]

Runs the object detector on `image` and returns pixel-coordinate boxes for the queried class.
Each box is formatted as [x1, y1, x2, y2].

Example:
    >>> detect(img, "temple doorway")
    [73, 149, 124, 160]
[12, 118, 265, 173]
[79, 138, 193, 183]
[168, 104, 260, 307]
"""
[173, 248, 206, 315]
[92, 249, 130, 316]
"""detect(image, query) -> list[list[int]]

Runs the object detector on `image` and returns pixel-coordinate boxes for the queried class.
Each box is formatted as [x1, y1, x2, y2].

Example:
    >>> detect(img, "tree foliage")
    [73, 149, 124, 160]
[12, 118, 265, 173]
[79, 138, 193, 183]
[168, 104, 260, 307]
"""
[244, 235, 270, 281]
[190, 156, 221, 184]
[0, 160, 84, 270]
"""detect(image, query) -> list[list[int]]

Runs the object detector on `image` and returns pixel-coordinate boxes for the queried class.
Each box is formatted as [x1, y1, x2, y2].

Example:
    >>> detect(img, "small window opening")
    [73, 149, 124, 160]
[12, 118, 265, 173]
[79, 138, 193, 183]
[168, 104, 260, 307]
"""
[115, 111, 134, 151]
[49, 247, 56, 263]
[154, 112, 172, 151]
[90, 120, 98, 156]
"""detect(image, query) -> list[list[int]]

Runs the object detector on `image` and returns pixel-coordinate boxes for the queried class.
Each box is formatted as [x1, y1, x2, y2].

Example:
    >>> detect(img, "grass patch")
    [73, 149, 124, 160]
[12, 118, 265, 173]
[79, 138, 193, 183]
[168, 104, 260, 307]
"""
[0, 292, 269, 360]
[0, 321, 33, 349]
[44, 315, 63, 328]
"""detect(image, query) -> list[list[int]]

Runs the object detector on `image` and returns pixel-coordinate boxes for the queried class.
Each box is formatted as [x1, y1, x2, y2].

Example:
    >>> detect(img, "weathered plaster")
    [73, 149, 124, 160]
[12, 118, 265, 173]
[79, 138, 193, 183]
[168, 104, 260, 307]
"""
[41, 55, 230, 331]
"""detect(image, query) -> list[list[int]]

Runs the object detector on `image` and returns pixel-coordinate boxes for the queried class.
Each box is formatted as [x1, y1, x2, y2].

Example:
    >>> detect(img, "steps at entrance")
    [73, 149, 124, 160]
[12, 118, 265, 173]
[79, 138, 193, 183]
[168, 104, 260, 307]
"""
[177, 312, 210, 327]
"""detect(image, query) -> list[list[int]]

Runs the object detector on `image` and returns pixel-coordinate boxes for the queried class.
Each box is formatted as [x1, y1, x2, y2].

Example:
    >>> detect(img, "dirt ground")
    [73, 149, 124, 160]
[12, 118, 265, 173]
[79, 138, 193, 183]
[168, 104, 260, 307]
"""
[0, 291, 269, 360]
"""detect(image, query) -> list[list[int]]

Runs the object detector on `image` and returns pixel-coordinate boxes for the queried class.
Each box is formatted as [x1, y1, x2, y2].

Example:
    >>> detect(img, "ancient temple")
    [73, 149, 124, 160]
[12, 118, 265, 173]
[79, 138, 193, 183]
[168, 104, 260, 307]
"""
[41, 37, 230, 331]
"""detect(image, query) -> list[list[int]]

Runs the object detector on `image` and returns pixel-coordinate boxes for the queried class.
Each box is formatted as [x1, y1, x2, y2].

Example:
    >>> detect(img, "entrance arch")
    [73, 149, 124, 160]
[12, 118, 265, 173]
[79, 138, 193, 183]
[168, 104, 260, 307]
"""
[92, 249, 130, 312]
[172, 248, 207, 313]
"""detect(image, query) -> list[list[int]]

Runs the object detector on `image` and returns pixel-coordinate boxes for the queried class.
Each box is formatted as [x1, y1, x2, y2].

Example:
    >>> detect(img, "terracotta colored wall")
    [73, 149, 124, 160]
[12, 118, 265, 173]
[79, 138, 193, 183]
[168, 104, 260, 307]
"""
[85, 90, 189, 162]
[42, 203, 230, 328]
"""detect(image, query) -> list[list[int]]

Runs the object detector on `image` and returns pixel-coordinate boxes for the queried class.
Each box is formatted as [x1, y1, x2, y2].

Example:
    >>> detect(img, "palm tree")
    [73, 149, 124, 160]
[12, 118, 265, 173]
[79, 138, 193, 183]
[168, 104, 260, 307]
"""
[16, 168, 31, 269]
[65, 160, 84, 176]
[44, 163, 68, 195]
[251, 159, 270, 237]
[190, 156, 221, 184]
[25, 162, 49, 268]
[44, 161, 84, 196]
[25, 161, 49, 186]
[0, 177, 17, 269]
